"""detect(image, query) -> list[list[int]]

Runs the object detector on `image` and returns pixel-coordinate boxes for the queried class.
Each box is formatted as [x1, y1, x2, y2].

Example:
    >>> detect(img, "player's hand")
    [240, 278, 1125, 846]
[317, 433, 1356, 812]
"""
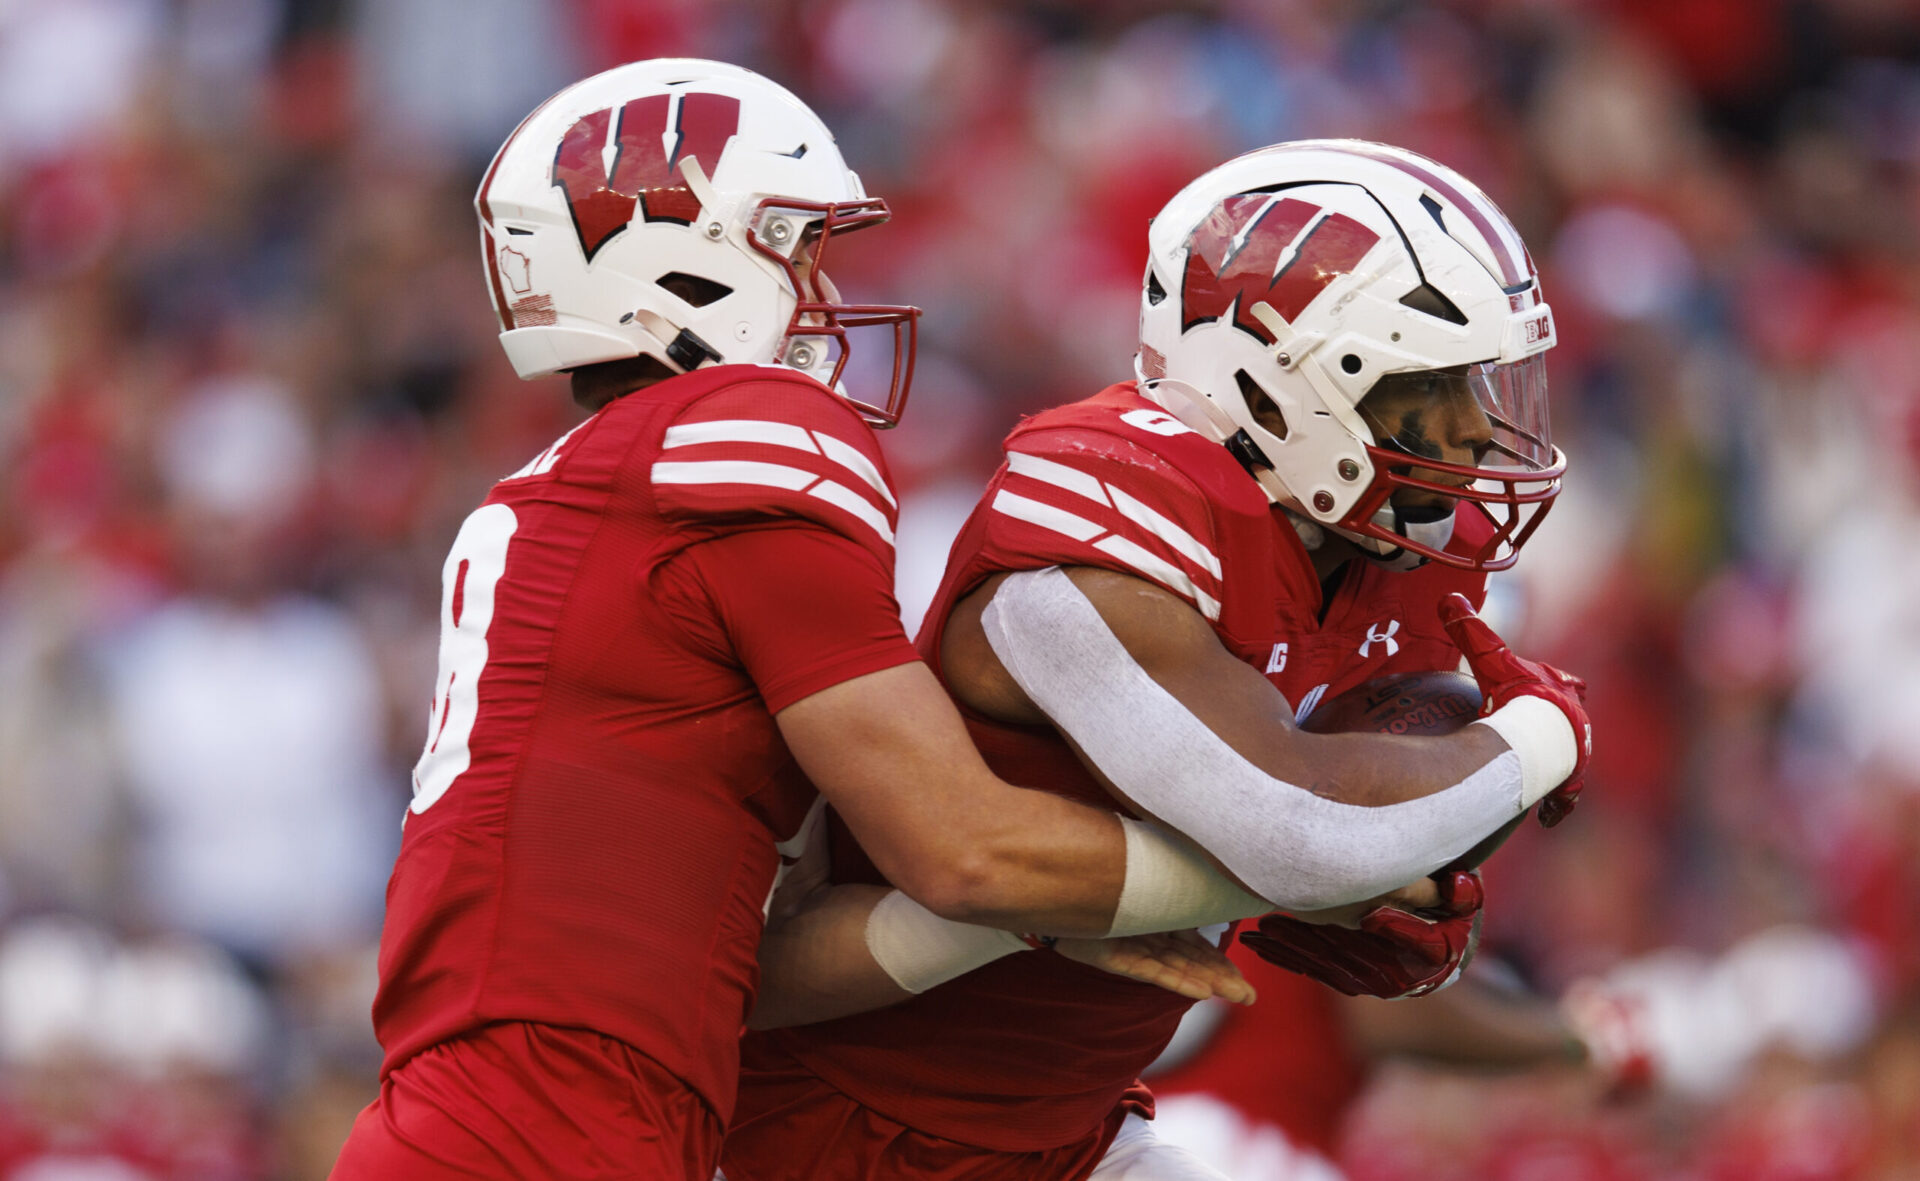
[1239, 869, 1485, 999]
[1437, 593, 1592, 827]
[764, 799, 833, 924]
[1054, 930, 1256, 1006]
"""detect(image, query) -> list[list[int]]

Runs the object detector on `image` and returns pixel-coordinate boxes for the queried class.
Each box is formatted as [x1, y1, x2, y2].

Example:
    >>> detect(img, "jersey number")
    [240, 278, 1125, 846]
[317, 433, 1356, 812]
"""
[1119, 408, 1195, 437]
[412, 503, 518, 813]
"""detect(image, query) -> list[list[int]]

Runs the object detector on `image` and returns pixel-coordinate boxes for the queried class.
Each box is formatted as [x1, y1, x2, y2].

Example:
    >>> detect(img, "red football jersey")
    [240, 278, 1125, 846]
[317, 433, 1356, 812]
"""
[1146, 945, 1370, 1158]
[371, 364, 919, 1123]
[736, 382, 1488, 1159]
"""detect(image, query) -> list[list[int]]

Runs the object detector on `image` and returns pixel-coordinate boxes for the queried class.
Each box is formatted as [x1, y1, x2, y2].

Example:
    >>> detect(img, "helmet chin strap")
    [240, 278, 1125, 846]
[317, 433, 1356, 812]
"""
[1336, 502, 1455, 572]
[1143, 376, 1452, 569]
[1140, 378, 1233, 439]
[1281, 509, 1326, 551]
[1141, 379, 1298, 506]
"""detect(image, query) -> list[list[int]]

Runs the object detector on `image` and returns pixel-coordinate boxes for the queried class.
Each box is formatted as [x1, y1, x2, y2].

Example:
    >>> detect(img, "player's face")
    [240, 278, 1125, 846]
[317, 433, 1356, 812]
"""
[1358, 366, 1494, 511]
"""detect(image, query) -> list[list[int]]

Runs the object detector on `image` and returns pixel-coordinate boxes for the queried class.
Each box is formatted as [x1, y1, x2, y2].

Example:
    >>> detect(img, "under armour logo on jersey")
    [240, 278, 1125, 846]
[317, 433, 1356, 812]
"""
[1265, 642, 1288, 675]
[1359, 620, 1401, 658]
[553, 91, 742, 260]
[1182, 194, 1381, 344]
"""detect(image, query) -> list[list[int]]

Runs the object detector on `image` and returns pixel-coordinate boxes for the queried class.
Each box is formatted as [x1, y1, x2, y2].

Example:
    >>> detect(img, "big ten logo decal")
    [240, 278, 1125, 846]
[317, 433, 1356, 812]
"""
[1182, 195, 1381, 343]
[554, 92, 742, 260]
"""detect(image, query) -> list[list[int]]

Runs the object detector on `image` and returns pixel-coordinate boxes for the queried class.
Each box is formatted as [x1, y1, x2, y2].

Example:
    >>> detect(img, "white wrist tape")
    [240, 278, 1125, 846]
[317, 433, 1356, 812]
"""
[982, 567, 1535, 912]
[1110, 817, 1273, 937]
[863, 890, 1028, 994]
[1471, 696, 1577, 807]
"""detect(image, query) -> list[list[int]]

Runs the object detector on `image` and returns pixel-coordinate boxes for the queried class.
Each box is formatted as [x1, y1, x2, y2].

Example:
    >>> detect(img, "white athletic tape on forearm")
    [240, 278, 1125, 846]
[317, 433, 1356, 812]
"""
[1109, 817, 1272, 938]
[981, 567, 1533, 912]
[1471, 695, 1576, 807]
[863, 890, 1028, 994]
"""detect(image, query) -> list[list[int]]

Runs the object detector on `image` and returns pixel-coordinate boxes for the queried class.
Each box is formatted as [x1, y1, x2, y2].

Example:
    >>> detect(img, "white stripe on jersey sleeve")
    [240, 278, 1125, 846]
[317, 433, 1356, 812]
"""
[810, 480, 895, 546]
[1093, 536, 1223, 621]
[651, 459, 817, 491]
[663, 418, 819, 453]
[1006, 448, 1224, 581]
[1006, 451, 1113, 506]
[811, 431, 896, 508]
[991, 489, 1104, 542]
[991, 490, 1223, 620]
[1103, 484, 1222, 579]
[661, 418, 896, 508]
[651, 459, 893, 548]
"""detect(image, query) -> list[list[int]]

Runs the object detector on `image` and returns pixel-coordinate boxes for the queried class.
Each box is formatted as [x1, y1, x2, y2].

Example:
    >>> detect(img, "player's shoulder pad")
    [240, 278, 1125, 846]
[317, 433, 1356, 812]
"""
[991, 403, 1246, 622]
[649, 368, 898, 556]
[1011, 390, 1268, 514]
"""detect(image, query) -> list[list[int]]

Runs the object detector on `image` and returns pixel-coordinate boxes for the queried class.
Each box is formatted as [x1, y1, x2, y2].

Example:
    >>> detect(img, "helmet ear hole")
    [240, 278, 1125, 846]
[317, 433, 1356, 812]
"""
[656, 272, 734, 308]
[1146, 271, 1167, 306]
[1341, 354, 1363, 375]
[1235, 369, 1289, 440]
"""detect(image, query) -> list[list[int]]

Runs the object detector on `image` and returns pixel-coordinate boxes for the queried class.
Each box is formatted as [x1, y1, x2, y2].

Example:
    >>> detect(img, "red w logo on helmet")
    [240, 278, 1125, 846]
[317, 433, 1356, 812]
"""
[553, 93, 742, 261]
[1182, 195, 1381, 344]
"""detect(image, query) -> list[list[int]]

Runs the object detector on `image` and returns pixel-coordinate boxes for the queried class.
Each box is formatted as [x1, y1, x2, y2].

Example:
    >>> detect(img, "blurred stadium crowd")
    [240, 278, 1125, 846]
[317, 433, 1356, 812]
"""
[0, 0, 1918, 1177]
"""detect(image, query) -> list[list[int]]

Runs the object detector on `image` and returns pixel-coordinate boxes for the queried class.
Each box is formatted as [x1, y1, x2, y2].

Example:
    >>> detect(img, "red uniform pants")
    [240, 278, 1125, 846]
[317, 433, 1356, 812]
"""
[330, 1021, 722, 1180]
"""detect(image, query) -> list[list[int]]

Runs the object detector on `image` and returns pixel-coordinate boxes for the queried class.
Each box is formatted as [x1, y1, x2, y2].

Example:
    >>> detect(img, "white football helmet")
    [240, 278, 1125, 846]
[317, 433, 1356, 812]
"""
[1137, 140, 1564, 570]
[475, 58, 919, 425]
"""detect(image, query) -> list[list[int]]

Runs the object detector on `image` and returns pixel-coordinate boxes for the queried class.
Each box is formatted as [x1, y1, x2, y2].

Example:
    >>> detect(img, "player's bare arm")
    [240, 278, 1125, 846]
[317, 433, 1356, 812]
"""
[775, 662, 1126, 933]
[942, 565, 1577, 911]
[1339, 973, 1587, 1070]
[774, 660, 1255, 935]
[946, 566, 1510, 806]
[746, 880, 1254, 1030]
[744, 660, 1269, 1029]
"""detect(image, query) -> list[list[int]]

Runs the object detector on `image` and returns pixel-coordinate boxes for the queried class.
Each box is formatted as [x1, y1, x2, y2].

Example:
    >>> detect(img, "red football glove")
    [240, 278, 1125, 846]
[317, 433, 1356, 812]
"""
[1238, 870, 1485, 999]
[1437, 593, 1592, 828]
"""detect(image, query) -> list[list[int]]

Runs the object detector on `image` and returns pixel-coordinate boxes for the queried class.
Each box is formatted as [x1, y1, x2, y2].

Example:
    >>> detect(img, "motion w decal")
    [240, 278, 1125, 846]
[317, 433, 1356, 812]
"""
[1181, 194, 1380, 344]
[553, 92, 741, 260]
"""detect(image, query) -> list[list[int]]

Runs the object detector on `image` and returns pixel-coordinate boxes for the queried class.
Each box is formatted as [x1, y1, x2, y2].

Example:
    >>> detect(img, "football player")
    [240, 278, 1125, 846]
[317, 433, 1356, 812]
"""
[327, 59, 1287, 1181]
[726, 141, 1591, 1180]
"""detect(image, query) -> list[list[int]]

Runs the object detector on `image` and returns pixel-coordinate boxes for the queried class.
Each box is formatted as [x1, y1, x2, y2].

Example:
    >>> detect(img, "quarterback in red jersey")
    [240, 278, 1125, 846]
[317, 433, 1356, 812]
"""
[728, 141, 1591, 1180]
[329, 59, 1290, 1181]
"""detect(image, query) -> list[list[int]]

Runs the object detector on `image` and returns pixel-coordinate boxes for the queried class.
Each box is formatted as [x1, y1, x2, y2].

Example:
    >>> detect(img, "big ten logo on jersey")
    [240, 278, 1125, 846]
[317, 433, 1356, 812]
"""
[1119, 408, 1194, 438]
[414, 503, 518, 814]
[554, 91, 741, 260]
[1264, 642, 1288, 675]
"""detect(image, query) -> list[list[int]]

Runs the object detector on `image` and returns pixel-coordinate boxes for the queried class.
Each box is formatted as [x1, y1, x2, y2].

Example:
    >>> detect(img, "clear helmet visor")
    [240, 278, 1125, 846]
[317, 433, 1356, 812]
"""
[1471, 353, 1554, 473]
[1341, 353, 1564, 572]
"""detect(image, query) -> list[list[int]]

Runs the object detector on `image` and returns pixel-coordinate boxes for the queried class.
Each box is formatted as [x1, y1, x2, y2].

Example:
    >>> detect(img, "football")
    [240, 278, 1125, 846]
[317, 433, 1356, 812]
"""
[1298, 669, 1482, 738]
[1298, 670, 1523, 869]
